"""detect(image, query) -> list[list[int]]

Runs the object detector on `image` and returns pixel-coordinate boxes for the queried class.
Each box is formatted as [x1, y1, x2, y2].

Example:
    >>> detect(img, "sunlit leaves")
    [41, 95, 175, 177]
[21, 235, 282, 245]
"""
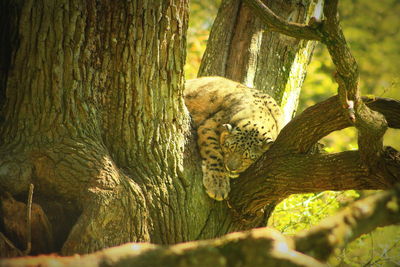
[331, 226, 400, 266]
[185, 0, 220, 79]
[269, 191, 360, 235]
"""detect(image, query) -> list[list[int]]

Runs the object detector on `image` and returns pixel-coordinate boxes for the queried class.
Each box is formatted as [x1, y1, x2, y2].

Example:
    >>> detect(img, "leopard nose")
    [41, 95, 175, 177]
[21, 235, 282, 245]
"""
[225, 162, 237, 172]
[224, 155, 242, 172]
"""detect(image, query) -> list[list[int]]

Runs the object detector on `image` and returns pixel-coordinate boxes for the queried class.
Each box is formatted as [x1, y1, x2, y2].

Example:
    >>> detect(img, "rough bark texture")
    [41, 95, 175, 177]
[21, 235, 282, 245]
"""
[0, 0, 192, 255]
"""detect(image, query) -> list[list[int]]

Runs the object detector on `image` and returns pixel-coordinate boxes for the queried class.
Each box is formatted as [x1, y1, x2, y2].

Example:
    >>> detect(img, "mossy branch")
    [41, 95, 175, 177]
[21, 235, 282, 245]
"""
[3, 189, 399, 266]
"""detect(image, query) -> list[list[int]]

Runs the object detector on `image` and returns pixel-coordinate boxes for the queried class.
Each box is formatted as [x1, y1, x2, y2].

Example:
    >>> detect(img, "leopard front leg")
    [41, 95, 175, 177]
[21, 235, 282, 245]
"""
[201, 161, 230, 201]
[197, 120, 230, 201]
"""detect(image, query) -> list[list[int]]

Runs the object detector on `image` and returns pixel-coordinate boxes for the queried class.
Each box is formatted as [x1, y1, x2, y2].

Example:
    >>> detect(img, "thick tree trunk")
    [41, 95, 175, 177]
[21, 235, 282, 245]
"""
[0, 0, 194, 255]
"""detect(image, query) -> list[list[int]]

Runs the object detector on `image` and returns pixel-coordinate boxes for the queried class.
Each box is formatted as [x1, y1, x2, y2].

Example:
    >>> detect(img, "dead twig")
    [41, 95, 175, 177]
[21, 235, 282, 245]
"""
[23, 183, 34, 255]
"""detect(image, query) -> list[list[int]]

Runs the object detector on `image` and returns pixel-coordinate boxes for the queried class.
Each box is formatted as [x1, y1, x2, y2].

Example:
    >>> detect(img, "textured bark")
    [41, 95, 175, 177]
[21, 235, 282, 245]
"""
[0, 0, 191, 255]
[1, 229, 325, 267]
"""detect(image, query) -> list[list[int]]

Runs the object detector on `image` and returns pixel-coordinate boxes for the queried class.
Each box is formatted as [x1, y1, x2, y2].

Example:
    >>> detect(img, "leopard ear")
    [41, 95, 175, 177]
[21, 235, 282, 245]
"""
[222, 123, 233, 132]
[220, 124, 232, 145]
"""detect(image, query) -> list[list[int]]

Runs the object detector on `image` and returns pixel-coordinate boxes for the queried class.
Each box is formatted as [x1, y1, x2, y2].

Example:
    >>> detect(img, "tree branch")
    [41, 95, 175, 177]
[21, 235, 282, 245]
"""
[273, 96, 348, 153]
[320, 0, 388, 167]
[273, 96, 400, 154]
[3, 189, 399, 266]
[229, 148, 400, 221]
[1, 228, 325, 267]
[243, 0, 323, 41]
[365, 97, 400, 128]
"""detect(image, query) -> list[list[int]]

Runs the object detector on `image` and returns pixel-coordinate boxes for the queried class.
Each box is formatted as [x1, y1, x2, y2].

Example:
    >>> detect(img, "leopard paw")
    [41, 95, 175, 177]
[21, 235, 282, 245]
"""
[202, 172, 230, 201]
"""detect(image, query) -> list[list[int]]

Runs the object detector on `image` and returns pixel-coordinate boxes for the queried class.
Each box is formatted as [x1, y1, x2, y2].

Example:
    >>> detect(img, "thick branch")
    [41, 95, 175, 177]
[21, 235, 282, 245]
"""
[0, 228, 325, 267]
[229, 149, 400, 221]
[243, 0, 322, 41]
[273, 96, 400, 154]
[364, 97, 400, 128]
[274, 96, 347, 153]
[3, 189, 399, 266]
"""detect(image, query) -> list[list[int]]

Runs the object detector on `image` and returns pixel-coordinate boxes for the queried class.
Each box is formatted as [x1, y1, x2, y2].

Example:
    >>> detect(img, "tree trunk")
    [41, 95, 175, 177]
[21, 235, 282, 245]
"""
[0, 0, 195, 255]
[199, 0, 319, 124]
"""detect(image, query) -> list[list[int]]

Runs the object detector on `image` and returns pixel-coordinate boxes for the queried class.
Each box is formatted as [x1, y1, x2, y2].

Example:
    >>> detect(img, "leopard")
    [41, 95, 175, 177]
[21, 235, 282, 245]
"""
[184, 76, 283, 201]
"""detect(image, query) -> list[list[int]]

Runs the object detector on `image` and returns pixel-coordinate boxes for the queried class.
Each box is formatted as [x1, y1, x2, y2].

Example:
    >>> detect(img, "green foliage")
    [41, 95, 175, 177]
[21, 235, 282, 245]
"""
[269, 190, 400, 266]
[340, 0, 400, 98]
[331, 226, 400, 266]
[185, 0, 220, 79]
[269, 191, 360, 235]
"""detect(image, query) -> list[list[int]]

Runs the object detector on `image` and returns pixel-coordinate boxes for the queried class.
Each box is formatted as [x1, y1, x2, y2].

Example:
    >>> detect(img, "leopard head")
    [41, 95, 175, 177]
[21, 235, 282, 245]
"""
[219, 123, 273, 176]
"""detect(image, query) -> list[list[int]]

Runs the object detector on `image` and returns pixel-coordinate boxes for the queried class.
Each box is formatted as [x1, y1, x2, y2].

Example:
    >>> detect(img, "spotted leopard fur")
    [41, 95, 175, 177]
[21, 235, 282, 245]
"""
[184, 77, 283, 201]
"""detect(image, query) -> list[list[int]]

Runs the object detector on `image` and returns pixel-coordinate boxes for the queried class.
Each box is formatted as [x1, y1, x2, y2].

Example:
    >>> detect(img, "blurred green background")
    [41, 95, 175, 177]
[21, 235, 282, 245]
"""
[185, 0, 400, 265]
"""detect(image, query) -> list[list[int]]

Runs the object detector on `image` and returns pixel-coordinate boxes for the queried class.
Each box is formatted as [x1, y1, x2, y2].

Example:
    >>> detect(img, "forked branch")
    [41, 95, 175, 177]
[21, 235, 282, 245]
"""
[243, 0, 323, 41]
[245, 0, 389, 166]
